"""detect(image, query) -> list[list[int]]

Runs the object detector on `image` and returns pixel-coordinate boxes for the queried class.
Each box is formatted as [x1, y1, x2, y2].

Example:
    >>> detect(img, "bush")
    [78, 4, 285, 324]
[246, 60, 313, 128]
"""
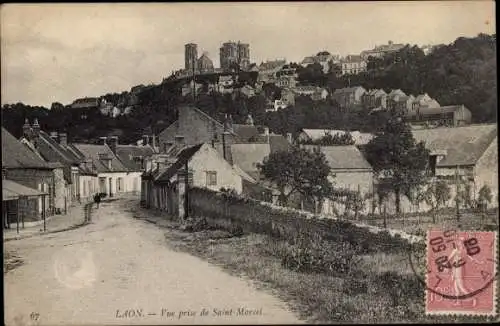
[281, 233, 359, 276]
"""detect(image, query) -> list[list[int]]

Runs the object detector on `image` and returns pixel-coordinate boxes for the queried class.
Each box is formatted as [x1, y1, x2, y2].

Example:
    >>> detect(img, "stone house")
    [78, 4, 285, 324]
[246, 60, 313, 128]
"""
[142, 143, 246, 217]
[19, 124, 99, 205]
[71, 137, 142, 197]
[2, 126, 60, 224]
[380, 124, 497, 214]
[332, 86, 367, 110]
[339, 55, 367, 75]
[362, 89, 387, 109]
[292, 86, 328, 101]
[406, 105, 472, 127]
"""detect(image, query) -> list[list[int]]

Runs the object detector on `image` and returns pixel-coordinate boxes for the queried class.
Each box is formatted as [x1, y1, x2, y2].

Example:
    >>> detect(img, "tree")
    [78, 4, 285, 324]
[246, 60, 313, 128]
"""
[258, 146, 333, 208]
[365, 113, 430, 214]
[477, 185, 493, 212]
[423, 180, 451, 223]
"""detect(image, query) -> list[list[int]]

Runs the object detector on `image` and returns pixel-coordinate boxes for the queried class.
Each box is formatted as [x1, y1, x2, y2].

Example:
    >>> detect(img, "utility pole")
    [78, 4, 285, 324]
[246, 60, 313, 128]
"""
[455, 166, 460, 222]
[192, 56, 197, 104]
[184, 161, 189, 218]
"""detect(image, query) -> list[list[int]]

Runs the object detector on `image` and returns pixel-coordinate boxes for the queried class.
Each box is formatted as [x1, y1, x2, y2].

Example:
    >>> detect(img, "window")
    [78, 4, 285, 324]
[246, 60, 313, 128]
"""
[206, 171, 217, 186]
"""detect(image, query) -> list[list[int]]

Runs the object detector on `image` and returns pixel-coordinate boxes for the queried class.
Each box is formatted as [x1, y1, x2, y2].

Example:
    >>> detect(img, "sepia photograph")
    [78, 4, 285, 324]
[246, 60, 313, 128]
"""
[1, 1, 498, 324]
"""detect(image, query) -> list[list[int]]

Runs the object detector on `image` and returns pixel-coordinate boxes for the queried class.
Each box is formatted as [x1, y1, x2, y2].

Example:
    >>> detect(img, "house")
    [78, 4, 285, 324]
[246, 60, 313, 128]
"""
[301, 52, 339, 73]
[386, 89, 407, 110]
[257, 59, 287, 83]
[269, 100, 288, 112]
[332, 86, 367, 110]
[72, 137, 142, 197]
[360, 41, 406, 60]
[292, 86, 328, 101]
[240, 84, 256, 98]
[19, 124, 99, 205]
[277, 64, 299, 77]
[2, 126, 60, 226]
[362, 89, 387, 109]
[224, 129, 291, 182]
[377, 124, 498, 214]
[276, 75, 297, 88]
[406, 105, 472, 127]
[394, 94, 416, 113]
[157, 105, 239, 153]
[412, 93, 440, 110]
[339, 55, 367, 75]
[301, 145, 374, 216]
[413, 124, 497, 206]
[296, 129, 374, 146]
[142, 143, 245, 216]
[280, 88, 296, 106]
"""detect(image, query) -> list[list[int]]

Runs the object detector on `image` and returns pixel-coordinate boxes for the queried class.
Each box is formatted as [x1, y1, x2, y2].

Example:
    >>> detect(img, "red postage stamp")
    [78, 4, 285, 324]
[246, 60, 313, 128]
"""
[425, 229, 498, 315]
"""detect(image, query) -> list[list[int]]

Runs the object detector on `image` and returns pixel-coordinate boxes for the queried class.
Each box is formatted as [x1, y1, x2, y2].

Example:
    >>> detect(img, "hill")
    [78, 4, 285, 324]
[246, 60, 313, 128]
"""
[1, 33, 496, 143]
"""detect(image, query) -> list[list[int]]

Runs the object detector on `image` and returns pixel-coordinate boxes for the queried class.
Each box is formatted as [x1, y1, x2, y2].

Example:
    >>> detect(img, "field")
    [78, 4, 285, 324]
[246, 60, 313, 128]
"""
[133, 189, 499, 323]
[358, 209, 499, 236]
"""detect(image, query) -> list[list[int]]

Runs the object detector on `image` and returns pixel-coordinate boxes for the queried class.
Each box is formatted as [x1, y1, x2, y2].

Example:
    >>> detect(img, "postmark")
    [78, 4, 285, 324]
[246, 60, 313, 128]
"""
[422, 230, 498, 315]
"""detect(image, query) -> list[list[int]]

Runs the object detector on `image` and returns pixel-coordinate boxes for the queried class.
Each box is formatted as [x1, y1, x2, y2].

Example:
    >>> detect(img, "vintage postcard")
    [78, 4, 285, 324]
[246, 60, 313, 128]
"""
[2, 1, 498, 325]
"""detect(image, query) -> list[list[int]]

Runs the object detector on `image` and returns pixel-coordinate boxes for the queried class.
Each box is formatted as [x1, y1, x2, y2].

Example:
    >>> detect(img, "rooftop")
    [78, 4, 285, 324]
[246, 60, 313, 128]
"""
[412, 123, 497, 167]
[302, 145, 373, 170]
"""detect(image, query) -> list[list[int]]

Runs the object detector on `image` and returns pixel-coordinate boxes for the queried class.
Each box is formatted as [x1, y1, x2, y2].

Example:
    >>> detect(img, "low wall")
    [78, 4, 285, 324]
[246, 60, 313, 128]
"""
[188, 188, 423, 254]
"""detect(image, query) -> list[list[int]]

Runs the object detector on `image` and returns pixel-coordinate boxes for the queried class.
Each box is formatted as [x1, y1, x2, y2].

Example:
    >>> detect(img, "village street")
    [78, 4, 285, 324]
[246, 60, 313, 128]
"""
[4, 196, 301, 326]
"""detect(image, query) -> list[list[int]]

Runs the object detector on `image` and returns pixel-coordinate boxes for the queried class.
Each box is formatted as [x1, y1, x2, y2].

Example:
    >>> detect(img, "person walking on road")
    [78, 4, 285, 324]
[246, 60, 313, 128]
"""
[93, 193, 101, 209]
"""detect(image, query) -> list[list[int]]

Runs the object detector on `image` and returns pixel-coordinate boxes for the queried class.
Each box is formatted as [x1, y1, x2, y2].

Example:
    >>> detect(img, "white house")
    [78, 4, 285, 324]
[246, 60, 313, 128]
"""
[72, 139, 142, 197]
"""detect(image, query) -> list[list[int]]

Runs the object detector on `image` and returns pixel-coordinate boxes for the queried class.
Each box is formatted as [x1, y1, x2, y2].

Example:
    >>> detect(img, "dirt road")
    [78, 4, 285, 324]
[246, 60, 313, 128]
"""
[4, 197, 301, 325]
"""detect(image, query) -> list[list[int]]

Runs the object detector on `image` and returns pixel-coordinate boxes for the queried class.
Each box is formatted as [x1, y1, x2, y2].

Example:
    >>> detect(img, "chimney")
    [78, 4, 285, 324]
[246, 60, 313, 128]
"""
[32, 118, 41, 148]
[263, 127, 270, 144]
[142, 135, 149, 146]
[222, 131, 233, 165]
[109, 136, 118, 154]
[151, 134, 156, 149]
[98, 153, 112, 169]
[174, 135, 185, 148]
[22, 118, 32, 139]
[59, 133, 68, 146]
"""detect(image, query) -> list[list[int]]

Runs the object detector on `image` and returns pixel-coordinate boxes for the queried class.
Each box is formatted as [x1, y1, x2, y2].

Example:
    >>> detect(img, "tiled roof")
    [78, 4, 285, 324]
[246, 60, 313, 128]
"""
[301, 129, 375, 145]
[232, 124, 261, 142]
[333, 86, 366, 95]
[3, 179, 47, 200]
[406, 105, 468, 117]
[73, 143, 129, 173]
[412, 124, 497, 167]
[156, 144, 203, 183]
[302, 145, 373, 170]
[2, 127, 52, 169]
[230, 143, 271, 175]
[115, 145, 155, 171]
[341, 55, 364, 63]
[259, 60, 286, 70]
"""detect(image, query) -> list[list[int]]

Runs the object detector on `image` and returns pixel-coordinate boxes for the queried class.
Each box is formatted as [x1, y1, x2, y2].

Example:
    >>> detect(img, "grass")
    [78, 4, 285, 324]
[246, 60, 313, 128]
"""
[128, 202, 499, 324]
[360, 210, 499, 236]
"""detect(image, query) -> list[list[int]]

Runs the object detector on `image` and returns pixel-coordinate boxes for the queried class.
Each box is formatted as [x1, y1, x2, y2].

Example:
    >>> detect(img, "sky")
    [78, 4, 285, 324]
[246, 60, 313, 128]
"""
[1, 2, 495, 108]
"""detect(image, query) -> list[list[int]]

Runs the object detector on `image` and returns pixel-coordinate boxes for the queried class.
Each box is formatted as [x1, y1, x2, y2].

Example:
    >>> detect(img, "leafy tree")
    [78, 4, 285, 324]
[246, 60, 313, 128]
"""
[258, 146, 333, 208]
[365, 113, 430, 214]
[423, 180, 451, 223]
